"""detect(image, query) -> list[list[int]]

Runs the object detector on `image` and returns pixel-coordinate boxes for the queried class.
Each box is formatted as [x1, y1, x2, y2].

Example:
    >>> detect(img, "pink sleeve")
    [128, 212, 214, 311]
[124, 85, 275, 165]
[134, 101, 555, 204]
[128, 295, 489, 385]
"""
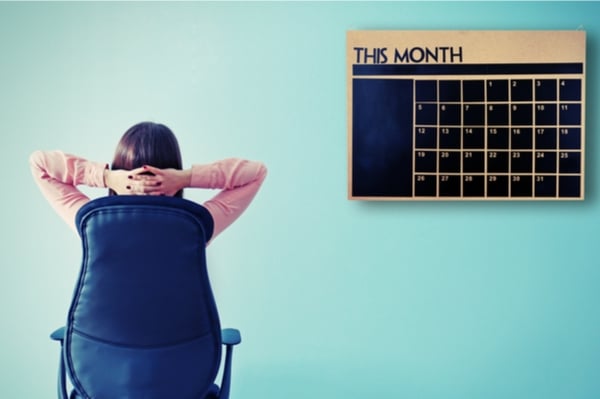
[190, 158, 267, 241]
[29, 150, 108, 231]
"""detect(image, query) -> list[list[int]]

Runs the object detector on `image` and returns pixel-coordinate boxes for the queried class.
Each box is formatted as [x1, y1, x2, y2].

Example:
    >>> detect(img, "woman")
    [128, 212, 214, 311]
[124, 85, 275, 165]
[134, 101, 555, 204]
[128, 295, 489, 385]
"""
[30, 121, 267, 242]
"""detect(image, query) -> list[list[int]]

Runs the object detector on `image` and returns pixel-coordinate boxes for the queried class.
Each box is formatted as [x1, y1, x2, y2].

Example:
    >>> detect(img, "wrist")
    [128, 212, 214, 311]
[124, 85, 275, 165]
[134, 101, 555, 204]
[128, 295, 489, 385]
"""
[179, 169, 192, 189]
[103, 169, 110, 188]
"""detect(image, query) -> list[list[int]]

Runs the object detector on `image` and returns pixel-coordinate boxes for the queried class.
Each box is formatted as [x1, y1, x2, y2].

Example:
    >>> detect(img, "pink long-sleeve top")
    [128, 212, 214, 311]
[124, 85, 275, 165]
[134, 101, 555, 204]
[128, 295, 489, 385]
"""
[29, 151, 267, 242]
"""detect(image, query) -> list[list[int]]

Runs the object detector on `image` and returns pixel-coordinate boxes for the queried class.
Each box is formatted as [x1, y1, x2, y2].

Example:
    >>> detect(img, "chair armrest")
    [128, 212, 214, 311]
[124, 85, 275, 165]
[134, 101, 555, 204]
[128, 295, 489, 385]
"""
[50, 326, 69, 399]
[221, 328, 241, 346]
[51, 326, 66, 342]
[218, 328, 241, 399]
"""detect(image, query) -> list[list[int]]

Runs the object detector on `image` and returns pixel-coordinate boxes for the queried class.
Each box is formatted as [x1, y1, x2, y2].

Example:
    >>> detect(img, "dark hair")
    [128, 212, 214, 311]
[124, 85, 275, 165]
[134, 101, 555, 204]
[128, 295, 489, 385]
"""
[110, 122, 183, 197]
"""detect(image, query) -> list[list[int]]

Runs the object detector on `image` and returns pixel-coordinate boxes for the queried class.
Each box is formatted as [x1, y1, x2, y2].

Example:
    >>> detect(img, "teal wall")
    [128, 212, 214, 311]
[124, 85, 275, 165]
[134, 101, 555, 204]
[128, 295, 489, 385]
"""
[1, 2, 599, 398]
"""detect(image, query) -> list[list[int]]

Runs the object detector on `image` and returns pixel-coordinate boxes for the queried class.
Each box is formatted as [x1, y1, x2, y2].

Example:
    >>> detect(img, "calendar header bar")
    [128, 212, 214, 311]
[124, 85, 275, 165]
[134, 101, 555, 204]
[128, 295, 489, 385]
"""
[353, 63, 584, 76]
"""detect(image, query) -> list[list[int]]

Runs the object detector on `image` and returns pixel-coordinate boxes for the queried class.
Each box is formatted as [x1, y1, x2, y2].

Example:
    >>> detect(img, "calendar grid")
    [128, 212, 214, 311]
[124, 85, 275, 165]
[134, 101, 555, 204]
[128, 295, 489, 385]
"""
[410, 75, 583, 199]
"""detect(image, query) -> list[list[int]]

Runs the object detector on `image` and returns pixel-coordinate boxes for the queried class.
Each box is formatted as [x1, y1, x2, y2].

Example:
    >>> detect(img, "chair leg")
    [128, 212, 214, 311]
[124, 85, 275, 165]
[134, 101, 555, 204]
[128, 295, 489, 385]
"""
[51, 327, 69, 399]
[57, 346, 68, 399]
[218, 345, 234, 399]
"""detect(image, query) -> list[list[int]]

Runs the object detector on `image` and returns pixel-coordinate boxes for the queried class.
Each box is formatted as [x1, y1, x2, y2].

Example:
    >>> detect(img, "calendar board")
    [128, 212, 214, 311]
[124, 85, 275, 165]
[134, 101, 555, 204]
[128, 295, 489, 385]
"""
[348, 31, 586, 200]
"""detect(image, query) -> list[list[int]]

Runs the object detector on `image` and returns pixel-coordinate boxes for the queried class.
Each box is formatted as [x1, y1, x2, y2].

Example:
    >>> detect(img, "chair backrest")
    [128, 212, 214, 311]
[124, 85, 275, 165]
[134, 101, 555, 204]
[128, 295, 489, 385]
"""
[64, 195, 220, 399]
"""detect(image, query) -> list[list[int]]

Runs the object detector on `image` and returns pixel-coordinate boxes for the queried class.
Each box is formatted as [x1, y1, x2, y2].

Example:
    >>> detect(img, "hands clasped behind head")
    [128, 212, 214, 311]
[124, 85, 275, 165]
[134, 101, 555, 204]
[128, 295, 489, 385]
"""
[127, 167, 163, 195]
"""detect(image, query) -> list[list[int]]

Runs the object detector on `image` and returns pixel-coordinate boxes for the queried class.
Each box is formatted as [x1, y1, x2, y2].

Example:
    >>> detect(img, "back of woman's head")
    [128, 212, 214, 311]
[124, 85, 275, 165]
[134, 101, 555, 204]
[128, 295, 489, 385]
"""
[110, 121, 183, 197]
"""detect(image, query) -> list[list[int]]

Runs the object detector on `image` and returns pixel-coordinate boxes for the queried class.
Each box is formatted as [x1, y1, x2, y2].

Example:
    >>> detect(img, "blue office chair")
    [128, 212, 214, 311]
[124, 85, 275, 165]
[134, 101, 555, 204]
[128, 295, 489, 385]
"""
[50, 196, 241, 399]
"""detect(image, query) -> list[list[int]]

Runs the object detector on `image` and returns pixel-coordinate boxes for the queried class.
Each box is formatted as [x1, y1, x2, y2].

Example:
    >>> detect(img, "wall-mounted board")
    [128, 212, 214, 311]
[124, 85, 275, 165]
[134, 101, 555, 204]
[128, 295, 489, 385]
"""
[348, 31, 586, 200]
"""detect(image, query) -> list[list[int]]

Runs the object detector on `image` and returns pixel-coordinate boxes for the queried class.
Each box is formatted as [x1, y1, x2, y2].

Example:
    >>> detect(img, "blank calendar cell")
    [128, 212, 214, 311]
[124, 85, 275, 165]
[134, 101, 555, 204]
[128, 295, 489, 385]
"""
[535, 79, 557, 101]
[415, 174, 436, 196]
[487, 175, 509, 197]
[488, 128, 509, 149]
[559, 103, 581, 125]
[560, 79, 582, 101]
[416, 80, 437, 101]
[463, 80, 485, 101]
[415, 151, 437, 172]
[559, 175, 581, 197]
[510, 151, 533, 173]
[535, 175, 557, 197]
[487, 104, 509, 125]
[440, 104, 462, 125]
[511, 128, 533, 149]
[463, 128, 485, 148]
[487, 80, 509, 102]
[559, 152, 581, 173]
[439, 175, 461, 197]
[463, 151, 485, 173]
[416, 104, 438, 125]
[348, 30, 585, 200]
[439, 151, 461, 172]
[511, 175, 533, 197]
[559, 128, 581, 149]
[488, 151, 509, 172]
[535, 128, 557, 149]
[535, 104, 557, 125]
[463, 175, 485, 197]
[463, 104, 485, 125]
[439, 128, 461, 148]
[535, 151, 557, 173]
[439, 81, 462, 102]
[415, 127, 437, 148]
[511, 79, 533, 101]
[511, 104, 533, 125]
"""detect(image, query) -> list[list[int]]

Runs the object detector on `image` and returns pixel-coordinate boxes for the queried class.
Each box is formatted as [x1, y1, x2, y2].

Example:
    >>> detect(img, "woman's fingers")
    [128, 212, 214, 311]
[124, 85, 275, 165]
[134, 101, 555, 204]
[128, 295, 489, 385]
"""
[127, 166, 149, 178]
[123, 166, 169, 195]
[127, 179, 163, 194]
[141, 165, 163, 175]
[130, 175, 161, 184]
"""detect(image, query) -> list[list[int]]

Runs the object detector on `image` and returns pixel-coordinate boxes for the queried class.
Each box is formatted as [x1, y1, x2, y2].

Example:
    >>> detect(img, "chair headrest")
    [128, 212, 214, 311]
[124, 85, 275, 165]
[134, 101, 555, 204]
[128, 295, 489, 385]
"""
[75, 195, 214, 242]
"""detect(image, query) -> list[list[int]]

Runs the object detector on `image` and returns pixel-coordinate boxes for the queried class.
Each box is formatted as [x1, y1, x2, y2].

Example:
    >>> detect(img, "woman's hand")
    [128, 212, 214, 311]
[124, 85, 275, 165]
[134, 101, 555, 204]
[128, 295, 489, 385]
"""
[105, 166, 191, 196]
[104, 167, 147, 195]
[128, 165, 191, 196]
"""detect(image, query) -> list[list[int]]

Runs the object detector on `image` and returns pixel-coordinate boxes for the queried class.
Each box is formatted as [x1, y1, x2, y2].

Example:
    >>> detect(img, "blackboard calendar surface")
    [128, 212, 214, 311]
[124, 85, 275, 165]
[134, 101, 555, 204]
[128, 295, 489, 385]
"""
[347, 31, 586, 200]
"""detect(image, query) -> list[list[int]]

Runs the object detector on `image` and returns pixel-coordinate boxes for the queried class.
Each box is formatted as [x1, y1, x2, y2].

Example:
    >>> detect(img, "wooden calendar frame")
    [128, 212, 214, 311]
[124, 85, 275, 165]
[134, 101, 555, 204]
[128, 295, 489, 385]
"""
[347, 31, 586, 200]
